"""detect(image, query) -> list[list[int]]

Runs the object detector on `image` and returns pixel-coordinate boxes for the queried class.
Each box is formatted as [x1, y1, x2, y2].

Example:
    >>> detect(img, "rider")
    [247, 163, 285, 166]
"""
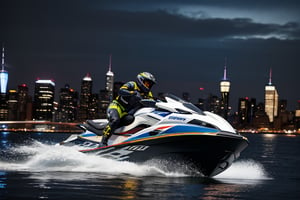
[100, 72, 156, 146]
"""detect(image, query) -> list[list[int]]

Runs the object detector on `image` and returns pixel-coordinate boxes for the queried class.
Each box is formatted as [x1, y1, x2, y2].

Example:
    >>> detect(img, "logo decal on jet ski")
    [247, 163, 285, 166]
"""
[79, 141, 98, 148]
[126, 145, 149, 151]
[95, 145, 149, 161]
[168, 116, 186, 121]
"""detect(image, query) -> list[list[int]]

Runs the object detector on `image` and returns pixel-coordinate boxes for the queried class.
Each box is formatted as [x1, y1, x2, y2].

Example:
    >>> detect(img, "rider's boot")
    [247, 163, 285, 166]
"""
[99, 125, 111, 147]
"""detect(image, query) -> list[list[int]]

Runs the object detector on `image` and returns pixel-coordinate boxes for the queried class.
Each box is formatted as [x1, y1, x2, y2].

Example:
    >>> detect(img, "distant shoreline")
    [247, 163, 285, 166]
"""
[238, 129, 299, 135]
[0, 121, 298, 135]
[0, 121, 83, 133]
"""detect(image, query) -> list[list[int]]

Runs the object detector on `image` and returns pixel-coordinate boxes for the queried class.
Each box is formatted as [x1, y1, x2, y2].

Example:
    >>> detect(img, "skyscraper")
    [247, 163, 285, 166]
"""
[0, 45, 8, 94]
[78, 73, 93, 121]
[265, 68, 278, 123]
[17, 84, 32, 121]
[105, 54, 114, 102]
[58, 84, 78, 122]
[0, 45, 8, 120]
[33, 79, 55, 121]
[237, 97, 256, 128]
[220, 61, 231, 119]
[7, 89, 18, 120]
[98, 55, 115, 118]
[238, 97, 249, 127]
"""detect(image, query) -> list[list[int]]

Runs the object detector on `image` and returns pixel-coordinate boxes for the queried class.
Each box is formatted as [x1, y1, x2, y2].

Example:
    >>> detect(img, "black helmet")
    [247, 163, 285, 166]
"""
[136, 72, 156, 92]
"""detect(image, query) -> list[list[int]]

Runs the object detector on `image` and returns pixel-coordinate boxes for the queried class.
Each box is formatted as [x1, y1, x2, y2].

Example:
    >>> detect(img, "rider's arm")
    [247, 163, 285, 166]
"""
[118, 81, 138, 96]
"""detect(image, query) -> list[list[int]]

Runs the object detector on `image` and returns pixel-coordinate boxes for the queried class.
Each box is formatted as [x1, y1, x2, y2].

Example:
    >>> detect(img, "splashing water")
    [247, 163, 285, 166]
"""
[0, 142, 270, 181]
[214, 159, 272, 184]
[0, 142, 184, 177]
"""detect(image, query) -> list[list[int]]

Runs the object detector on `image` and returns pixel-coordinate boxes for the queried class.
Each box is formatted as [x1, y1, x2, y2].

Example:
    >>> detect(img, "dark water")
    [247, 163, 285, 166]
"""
[0, 132, 300, 199]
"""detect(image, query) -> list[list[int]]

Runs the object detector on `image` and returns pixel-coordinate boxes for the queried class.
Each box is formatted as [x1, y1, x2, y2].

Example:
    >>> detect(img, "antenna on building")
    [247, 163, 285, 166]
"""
[222, 57, 229, 81]
[223, 57, 227, 80]
[108, 54, 112, 72]
[105, 54, 114, 102]
[1, 44, 4, 71]
[268, 68, 272, 85]
[106, 54, 114, 76]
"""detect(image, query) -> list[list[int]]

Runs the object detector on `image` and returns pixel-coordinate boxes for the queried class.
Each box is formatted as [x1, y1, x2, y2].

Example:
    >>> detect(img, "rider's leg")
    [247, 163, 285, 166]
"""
[100, 108, 120, 146]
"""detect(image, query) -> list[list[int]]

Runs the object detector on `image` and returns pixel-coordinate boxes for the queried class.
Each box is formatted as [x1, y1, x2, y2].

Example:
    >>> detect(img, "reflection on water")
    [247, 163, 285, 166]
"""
[261, 134, 277, 164]
[0, 171, 7, 189]
[0, 165, 271, 200]
[202, 183, 246, 200]
[0, 163, 270, 199]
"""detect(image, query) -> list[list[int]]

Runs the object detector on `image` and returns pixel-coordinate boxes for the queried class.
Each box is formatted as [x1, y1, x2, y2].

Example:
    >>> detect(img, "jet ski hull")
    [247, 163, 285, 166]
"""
[79, 132, 248, 177]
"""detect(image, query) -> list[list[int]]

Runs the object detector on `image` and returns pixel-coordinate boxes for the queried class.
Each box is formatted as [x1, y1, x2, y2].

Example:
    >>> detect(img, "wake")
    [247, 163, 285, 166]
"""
[0, 142, 181, 177]
[0, 142, 270, 181]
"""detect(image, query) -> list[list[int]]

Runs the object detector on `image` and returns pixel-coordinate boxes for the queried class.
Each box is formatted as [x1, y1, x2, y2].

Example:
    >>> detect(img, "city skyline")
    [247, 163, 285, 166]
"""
[2, 65, 297, 114]
[0, 42, 296, 114]
[1, 0, 299, 111]
[0, 44, 297, 113]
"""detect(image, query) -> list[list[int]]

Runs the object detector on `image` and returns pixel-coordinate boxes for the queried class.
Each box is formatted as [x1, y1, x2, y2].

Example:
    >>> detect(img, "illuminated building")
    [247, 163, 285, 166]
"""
[98, 55, 116, 118]
[105, 54, 114, 102]
[274, 99, 292, 130]
[0, 45, 8, 120]
[6, 84, 32, 121]
[238, 97, 248, 126]
[264, 69, 278, 123]
[88, 93, 99, 119]
[0, 45, 8, 94]
[220, 61, 230, 119]
[33, 79, 55, 121]
[296, 101, 300, 129]
[78, 73, 93, 121]
[7, 89, 18, 120]
[208, 95, 220, 114]
[0, 94, 8, 120]
[58, 84, 78, 122]
[237, 97, 256, 128]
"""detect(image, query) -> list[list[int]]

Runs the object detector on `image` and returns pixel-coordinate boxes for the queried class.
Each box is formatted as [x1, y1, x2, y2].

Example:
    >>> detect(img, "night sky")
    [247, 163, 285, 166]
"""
[1, 0, 300, 111]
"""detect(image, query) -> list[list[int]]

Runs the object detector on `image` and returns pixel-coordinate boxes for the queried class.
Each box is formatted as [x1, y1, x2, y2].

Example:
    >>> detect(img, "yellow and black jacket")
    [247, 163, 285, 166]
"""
[108, 81, 153, 116]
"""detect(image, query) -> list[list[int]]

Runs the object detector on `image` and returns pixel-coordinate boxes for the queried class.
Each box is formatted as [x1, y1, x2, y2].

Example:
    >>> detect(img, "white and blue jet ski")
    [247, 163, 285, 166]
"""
[60, 94, 249, 177]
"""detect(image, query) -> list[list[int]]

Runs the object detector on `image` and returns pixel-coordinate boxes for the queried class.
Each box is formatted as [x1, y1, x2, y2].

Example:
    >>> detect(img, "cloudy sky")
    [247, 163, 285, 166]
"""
[1, 0, 300, 111]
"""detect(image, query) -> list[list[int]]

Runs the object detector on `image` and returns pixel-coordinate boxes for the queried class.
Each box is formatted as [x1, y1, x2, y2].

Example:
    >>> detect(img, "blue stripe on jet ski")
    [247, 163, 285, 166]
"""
[163, 125, 218, 134]
[80, 132, 97, 137]
[125, 125, 218, 142]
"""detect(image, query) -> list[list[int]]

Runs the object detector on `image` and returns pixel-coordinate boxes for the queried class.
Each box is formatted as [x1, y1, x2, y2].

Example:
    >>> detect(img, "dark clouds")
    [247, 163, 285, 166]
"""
[1, 0, 300, 111]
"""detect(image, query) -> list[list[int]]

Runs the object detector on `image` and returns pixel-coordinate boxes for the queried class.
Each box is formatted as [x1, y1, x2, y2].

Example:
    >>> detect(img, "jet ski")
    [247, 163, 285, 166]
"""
[60, 93, 249, 177]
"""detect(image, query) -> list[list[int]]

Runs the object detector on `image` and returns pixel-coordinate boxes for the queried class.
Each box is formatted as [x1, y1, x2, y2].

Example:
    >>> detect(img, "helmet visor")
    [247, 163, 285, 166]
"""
[143, 80, 153, 89]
